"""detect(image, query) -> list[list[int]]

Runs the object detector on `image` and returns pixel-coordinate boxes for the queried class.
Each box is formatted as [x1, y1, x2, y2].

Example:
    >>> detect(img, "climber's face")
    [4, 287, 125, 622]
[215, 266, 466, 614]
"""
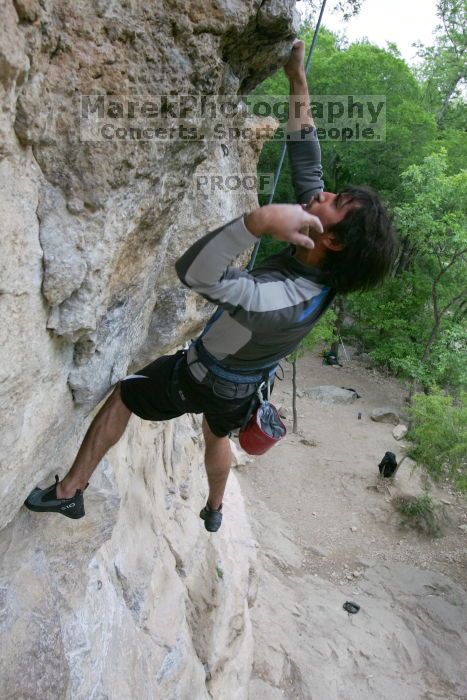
[302, 191, 355, 234]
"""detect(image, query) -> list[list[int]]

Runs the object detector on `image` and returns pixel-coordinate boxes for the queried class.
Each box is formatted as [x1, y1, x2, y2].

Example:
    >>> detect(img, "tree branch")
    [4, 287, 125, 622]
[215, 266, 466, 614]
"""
[433, 246, 467, 284]
[440, 290, 467, 317]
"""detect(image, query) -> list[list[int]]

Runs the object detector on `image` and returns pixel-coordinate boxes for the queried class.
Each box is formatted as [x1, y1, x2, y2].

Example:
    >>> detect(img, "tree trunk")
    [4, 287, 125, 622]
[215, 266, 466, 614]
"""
[408, 246, 467, 400]
[395, 235, 418, 275]
[292, 359, 298, 433]
[332, 154, 342, 192]
[330, 296, 345, 361]
[409, 283, 441, 400]
[437, 71, 464, 126]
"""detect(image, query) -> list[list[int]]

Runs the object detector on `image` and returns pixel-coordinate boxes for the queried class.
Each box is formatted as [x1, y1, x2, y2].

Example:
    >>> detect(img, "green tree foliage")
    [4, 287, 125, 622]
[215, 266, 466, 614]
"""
[254, 28, 437, 202]
[415, 0, 467, 173]
[299, 0, 363, 23]
[248, 16, 465, 489]
[408, 390, 467, 491]
[415, 0, 466, 125]
[347, 152, 467, 389]
[309, 35, 437, 196]
[393, 494, 443, 536]
[253, 30, 463, 392]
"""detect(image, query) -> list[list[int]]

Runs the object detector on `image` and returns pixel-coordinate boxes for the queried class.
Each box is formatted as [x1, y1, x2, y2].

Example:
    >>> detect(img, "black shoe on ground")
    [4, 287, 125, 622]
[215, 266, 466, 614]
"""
[24, 475, 86, 519]
[200, 502, 223, 532]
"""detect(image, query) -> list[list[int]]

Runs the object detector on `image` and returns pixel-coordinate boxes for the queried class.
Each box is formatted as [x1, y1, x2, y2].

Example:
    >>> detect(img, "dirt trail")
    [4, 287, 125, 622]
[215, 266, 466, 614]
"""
[234, 348, 467, 699]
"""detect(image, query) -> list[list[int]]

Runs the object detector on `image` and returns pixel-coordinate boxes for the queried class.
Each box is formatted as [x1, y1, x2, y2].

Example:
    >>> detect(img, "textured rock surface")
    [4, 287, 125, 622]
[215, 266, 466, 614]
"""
[1, 0, 296, 524]
[0, 417, 257, 698]
[304, 385, 359, 404]
[235, 350, 467, 700]
[250, 556, 467, 700]
[393, 423, 408, 440]
[371, 407, 400, 424]
[0, 0, 297, 696]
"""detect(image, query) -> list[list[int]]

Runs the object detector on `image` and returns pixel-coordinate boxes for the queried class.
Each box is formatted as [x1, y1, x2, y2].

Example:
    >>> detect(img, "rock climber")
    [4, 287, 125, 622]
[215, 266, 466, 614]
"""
[25, 40, 398, 531]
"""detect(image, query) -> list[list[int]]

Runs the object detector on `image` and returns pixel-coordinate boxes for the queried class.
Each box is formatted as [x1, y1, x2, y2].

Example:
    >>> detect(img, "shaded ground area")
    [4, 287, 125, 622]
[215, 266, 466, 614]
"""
[234, 349, 467, 699]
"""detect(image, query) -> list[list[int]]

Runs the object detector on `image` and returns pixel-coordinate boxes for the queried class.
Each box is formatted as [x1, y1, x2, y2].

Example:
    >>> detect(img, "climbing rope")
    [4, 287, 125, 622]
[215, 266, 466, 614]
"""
[247, 0, 328, 271]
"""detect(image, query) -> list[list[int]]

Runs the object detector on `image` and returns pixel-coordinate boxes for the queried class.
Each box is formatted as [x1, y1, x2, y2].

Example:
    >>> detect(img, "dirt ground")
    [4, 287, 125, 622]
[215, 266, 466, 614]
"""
[233, 347, 467, 699]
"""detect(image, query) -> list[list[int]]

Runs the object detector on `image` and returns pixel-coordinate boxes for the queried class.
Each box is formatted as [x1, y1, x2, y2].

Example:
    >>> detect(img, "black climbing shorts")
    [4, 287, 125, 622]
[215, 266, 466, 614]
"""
[120, 349, 264, 438]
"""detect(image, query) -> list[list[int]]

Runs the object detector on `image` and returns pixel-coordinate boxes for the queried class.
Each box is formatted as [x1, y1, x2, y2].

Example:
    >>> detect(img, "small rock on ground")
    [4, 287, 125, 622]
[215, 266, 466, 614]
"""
[304, 385, 358, 404]
[393, 424, 408, 440]
[371, 407, 400, 424]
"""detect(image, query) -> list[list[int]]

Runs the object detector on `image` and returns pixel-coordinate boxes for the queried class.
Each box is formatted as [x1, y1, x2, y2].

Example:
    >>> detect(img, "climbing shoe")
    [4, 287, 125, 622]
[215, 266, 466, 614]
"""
[24, 475, 86, 519]
[200, 502, 223, 532]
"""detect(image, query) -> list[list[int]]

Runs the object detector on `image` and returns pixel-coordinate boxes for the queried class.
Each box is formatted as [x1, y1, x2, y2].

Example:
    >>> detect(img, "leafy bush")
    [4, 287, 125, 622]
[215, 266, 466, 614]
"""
[407, 391, 467, 490]
[393, 494, 442, 536]
[346, 154, 466, 391]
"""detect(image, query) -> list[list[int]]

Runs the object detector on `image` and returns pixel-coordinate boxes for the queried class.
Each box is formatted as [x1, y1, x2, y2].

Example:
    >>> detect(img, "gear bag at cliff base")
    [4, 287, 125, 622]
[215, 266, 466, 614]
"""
[239, 382, 286, 455]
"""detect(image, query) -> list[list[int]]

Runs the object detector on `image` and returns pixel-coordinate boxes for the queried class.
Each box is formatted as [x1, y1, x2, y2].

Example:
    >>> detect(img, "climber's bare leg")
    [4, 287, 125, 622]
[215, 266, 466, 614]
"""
[56, 384, 131, 498]
[202, 417, 232, 509]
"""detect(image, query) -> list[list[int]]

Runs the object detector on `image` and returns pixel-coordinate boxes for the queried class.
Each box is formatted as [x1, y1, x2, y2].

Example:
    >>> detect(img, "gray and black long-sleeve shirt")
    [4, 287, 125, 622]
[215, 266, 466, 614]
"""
[175, 128, 334, 376]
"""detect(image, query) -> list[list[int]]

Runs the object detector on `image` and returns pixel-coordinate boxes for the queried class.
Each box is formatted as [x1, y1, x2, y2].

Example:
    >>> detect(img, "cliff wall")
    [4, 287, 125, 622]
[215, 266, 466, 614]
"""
[0, 1, 296, 695]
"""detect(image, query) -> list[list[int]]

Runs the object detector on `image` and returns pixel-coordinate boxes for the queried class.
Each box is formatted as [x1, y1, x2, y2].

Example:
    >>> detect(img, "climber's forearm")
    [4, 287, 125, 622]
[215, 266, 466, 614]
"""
[286, 74, 324, 202]
[287, 73, 314, 133]
[284, 52, 323, 203]
[175, 215, 257, 291]
[175, 204, 320, 293]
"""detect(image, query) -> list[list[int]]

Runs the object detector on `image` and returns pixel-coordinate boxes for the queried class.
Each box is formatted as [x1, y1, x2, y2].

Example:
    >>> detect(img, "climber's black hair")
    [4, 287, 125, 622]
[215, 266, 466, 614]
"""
[323, 186, 399, 294]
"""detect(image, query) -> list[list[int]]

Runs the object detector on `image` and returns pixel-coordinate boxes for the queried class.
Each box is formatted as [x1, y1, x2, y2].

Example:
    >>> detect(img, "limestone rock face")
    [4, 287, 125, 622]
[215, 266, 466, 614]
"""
[304, 385, 359, 404]
[0, 418, 257, 699]
[0, 0, 296, 695]
[250, 559, 467, 699]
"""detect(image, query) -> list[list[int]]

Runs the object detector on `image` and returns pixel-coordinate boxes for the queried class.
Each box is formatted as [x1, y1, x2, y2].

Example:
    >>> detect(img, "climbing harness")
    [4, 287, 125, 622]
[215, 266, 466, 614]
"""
[192, 337, 277, 384]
